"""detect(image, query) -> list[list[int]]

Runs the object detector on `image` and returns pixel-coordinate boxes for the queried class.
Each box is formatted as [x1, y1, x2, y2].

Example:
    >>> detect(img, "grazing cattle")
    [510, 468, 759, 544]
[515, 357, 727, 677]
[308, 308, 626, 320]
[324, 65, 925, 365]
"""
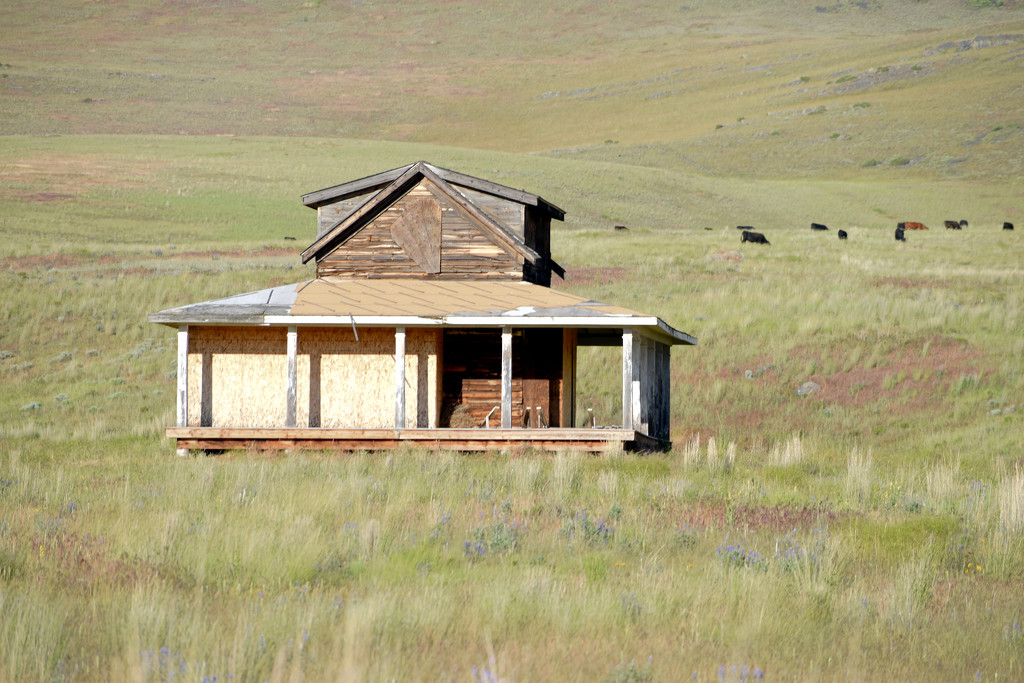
[1004, 222, 1014, 231]
[901, 221, 928, 230]
[960, 219, 968, 228]
[895, 227, 906, 242]
[811, 222, 828, 231]
[741, 230, 770, 245]
[944, 220, 962, 230]
[614, 224, 628, 231]
[736, 225, 755, 230]
[837, 229, 848, 240]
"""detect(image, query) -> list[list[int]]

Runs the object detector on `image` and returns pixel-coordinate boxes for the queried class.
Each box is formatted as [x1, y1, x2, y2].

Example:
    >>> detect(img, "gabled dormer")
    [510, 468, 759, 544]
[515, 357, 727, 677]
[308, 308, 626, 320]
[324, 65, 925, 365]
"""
[300, 161, 565, 285]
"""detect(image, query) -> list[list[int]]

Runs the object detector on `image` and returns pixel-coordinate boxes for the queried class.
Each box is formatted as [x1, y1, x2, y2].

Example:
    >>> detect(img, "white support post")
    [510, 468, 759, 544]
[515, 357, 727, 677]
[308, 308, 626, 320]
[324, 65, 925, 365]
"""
[501, 327, 512, 429]
[176, 325, 189, 457]
[395, 327, 406, 429]
[622, 328, 634, 429]
[286, 326, 298, 429]
[177, 325, 188, 428]
[638, 333, 647, 436]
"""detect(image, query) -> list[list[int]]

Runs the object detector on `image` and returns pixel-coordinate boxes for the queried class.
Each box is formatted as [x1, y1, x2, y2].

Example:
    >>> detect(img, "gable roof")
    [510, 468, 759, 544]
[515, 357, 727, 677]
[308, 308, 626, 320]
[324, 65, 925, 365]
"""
[301, 161, 566, 221]
[299, 161, 562, 276]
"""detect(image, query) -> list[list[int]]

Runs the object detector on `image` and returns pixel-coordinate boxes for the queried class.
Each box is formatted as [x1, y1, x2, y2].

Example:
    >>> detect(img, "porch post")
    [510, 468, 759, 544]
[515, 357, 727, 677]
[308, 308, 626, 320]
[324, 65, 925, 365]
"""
[501, 327, 512, 429]
[561, 328, 576, 429]
[177, 324, 188, 428]
[622, 328, 634, 429]
[395, 327, 406, 429]
[176, 324, 189, 456]
[286, 325, 297, 428]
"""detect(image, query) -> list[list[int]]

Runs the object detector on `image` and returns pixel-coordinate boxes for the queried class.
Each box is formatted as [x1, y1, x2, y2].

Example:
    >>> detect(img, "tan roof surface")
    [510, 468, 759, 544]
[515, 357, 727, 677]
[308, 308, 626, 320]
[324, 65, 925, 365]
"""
[289, 278, 646, 318]
[149, 277, 696, 345]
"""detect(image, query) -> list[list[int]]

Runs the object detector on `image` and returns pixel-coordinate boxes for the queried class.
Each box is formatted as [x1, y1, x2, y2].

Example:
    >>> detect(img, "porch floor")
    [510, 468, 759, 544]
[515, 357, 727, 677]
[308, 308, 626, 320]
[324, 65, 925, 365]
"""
[167, 427, 668, 453]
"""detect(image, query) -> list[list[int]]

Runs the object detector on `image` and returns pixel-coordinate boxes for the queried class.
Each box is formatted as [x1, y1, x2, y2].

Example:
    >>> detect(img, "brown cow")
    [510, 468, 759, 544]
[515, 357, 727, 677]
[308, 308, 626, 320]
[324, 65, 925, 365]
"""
[900, 221, 929, 230]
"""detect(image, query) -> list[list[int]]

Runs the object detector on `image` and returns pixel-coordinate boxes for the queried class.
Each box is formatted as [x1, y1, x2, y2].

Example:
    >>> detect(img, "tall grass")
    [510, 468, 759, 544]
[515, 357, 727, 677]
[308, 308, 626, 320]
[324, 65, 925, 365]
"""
[4, 445, 1024, 680]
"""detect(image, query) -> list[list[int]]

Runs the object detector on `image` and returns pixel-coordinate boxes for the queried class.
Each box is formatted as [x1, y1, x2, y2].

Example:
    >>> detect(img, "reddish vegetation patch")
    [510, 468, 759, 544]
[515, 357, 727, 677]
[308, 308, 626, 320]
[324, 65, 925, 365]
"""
[704, 334, 985, 413]
[872, 276, 950, 289]
[708, 249, 743, 262]
[566, 266, 630, 285]
[676, 501, 844, 532]
[793, 335, 984, 411]
[1, 246, 296, 272]
[6, 191, 77, 203]
[0, 253, 118, 271]
[165, 246, 297, 261]
[26, 529, 164, 590]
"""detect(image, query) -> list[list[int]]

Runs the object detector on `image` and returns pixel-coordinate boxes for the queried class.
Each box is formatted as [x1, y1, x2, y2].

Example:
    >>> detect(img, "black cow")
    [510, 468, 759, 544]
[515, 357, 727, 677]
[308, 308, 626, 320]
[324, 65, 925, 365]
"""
[1004, 222, 1014, 231]
[960, 219, 969, 228]
[741, 230, 770, 245]
[895, 227, 906, 242]
[837, 229, 848, 240]
[811, 222, 828, 231]
[944, 220, 962, 230]
[736, 225, 755, 230]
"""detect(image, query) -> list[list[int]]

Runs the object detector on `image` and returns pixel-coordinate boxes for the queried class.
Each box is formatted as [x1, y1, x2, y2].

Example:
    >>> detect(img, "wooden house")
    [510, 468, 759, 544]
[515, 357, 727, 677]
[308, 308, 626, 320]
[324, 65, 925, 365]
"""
[150, 161, 696, 453]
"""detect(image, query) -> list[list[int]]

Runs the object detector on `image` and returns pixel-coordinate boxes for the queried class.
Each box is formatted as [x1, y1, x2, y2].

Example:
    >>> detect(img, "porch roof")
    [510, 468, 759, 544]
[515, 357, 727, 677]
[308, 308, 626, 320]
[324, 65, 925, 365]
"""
[148, 278, 696, 346]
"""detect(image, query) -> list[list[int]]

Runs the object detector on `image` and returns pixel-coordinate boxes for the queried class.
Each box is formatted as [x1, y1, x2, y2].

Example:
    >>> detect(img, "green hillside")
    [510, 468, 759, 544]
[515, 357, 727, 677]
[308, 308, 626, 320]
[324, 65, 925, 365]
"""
[3, 0, 1024, 177]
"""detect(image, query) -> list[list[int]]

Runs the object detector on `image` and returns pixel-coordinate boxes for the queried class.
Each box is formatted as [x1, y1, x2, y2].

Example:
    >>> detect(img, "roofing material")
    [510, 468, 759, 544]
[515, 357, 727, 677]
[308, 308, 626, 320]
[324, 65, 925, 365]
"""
[149, 278, 696, 345]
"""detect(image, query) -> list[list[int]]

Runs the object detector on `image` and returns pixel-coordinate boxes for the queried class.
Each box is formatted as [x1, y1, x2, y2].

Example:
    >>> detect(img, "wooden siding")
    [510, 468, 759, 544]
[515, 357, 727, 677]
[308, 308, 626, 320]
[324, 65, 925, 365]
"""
[458, 186, 526, 242]
[317, 180, 523, 280]
[316, 187, 379, 237]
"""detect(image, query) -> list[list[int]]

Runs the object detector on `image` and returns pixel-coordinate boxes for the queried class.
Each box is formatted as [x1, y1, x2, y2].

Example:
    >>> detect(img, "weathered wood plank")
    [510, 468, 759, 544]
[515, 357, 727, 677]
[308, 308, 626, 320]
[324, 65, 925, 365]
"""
[167, 427, 667, 453]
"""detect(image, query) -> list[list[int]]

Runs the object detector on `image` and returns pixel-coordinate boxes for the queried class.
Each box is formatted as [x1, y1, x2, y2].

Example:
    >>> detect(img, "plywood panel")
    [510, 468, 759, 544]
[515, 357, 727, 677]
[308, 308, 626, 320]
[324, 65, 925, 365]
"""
[188, 326, 287, 428]
[296, 327, 438, 429]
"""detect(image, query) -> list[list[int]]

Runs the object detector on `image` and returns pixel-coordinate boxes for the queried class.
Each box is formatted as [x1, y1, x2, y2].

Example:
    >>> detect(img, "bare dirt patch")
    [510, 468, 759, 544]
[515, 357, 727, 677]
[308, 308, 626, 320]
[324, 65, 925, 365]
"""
[872, 276, 951, 290]
[1, 246, 297, 273]
[793, 334, 985, 412]
[674, 500, 845, 533]
[566, 266, 630, 285]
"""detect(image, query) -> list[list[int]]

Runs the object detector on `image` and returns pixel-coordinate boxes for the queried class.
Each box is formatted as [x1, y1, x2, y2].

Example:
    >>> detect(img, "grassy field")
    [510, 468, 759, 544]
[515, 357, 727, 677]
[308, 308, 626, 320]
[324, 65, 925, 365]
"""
[3, 0, 1024, 680]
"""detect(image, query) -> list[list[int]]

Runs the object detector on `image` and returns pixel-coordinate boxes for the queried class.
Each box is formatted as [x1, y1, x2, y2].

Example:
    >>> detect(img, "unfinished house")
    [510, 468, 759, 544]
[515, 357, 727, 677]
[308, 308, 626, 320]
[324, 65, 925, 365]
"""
[150, 161, 696, 452]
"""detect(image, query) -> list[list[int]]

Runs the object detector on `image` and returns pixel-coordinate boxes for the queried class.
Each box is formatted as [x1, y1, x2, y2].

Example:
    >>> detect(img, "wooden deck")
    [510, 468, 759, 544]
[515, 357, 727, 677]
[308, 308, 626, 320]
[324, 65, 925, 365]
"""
[166, 427, 668, 453]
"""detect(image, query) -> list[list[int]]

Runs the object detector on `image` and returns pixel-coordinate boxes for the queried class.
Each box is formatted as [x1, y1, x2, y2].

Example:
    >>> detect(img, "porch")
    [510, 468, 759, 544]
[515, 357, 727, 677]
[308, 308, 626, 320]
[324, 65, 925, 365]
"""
[165, 427, 668, 453]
